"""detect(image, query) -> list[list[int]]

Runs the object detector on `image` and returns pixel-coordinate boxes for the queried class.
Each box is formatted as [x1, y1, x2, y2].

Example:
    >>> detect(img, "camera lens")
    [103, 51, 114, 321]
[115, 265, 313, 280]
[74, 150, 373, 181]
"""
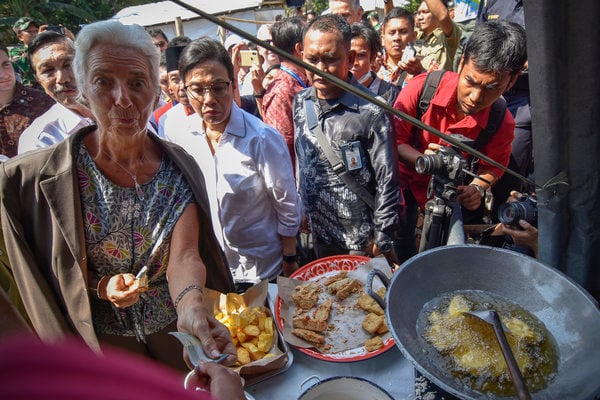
[498, 197, 537, 227]
[415, 154, 444, 175]
[498, 202, 522, 226]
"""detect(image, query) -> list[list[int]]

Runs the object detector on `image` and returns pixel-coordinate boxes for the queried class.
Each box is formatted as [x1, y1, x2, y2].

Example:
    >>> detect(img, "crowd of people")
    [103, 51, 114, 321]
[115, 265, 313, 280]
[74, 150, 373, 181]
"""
[0, 0, 534, 399]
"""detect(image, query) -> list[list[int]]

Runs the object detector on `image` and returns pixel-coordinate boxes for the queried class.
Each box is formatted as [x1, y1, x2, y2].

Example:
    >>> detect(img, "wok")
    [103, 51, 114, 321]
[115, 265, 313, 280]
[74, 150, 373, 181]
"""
[367, 245, 600, 400]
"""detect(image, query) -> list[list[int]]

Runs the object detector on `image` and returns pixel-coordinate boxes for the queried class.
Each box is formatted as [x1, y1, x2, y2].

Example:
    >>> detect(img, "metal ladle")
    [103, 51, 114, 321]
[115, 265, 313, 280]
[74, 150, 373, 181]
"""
[464, 310, 532, 400]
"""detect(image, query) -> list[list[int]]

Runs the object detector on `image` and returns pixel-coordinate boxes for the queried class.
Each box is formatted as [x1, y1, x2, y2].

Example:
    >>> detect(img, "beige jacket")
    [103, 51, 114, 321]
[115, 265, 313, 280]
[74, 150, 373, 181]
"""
[0, 126, 233, 351]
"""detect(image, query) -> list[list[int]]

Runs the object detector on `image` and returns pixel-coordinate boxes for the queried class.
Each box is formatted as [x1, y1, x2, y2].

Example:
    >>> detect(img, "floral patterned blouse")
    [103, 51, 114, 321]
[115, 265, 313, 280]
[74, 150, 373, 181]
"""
[76, 140, 193, 341]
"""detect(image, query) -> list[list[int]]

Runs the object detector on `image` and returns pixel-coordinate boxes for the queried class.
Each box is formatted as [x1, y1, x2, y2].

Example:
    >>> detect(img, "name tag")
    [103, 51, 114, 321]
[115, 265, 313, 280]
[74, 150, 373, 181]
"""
[341, 141, 363, 171]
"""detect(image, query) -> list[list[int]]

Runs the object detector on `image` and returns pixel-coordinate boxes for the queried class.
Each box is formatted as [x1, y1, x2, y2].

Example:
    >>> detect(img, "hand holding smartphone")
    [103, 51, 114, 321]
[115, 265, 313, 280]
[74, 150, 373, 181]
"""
[401, 43, 416, 64]
[240, 50, 259, 67]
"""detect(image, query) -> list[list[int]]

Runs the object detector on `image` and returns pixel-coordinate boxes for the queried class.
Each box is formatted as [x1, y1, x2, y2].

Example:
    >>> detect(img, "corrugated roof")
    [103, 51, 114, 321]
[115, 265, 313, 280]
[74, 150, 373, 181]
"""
[113, 0, 264, 26]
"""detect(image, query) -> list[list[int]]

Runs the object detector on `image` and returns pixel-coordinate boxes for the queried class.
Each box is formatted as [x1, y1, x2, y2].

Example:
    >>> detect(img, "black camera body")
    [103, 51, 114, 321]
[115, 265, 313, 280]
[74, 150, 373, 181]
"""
[498, 195, 537, 227]
[415, 145, 469, 183]
[415, 134, 474, 185]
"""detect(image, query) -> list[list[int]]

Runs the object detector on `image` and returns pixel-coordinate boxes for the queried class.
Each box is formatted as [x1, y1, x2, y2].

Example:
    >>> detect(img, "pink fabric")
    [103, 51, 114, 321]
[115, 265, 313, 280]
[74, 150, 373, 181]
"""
[0, 334, 210, 400]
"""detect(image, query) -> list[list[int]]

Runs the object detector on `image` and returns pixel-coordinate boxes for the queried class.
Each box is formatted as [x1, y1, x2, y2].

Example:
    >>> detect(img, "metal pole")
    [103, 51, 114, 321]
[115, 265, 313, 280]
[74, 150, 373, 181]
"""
[169, 0, 544, 191]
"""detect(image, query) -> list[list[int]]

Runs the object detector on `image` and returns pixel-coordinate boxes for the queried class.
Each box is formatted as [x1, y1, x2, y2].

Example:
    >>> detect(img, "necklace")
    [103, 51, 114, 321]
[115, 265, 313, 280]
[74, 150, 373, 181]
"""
[102, 150, 146, 201]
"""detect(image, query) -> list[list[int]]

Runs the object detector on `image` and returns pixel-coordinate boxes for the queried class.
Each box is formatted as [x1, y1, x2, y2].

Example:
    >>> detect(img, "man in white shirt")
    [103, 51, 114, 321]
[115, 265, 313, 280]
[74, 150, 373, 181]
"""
[158, 40, 196, 139]
[18, 31, 93, 154]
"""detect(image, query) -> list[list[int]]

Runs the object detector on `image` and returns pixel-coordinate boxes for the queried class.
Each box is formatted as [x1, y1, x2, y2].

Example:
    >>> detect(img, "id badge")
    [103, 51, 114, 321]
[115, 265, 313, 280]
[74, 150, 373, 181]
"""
[341, 141, 363, 171]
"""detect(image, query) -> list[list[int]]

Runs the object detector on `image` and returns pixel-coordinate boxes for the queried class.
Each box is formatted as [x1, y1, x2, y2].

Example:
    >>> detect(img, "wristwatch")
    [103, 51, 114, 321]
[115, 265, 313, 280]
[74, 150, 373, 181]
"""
[470, 183, 486, 198]
[283, 254, 298, 263]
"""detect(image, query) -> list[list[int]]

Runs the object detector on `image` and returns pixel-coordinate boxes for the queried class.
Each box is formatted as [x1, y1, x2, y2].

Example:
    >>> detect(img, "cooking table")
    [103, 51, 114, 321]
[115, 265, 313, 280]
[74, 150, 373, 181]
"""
[244, 284, 416, 400]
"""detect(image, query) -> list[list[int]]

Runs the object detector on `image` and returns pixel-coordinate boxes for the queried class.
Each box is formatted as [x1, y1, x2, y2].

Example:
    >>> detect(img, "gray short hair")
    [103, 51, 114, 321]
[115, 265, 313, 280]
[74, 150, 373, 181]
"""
[73, 21, 160, 98]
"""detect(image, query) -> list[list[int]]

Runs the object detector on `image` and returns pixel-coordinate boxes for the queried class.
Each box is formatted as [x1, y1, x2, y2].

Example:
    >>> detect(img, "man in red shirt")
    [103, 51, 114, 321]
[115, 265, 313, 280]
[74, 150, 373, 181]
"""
[394, 21, 527, 257]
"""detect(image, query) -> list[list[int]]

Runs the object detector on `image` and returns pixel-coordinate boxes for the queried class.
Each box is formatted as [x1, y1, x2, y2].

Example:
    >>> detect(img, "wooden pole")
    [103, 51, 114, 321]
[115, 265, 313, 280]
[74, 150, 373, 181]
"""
[175, 16, 184, 36]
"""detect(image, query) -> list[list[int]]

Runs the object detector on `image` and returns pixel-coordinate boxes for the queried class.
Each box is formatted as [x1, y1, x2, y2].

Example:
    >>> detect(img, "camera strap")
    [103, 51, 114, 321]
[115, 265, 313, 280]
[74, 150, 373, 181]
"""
[303, 96, 376, 210]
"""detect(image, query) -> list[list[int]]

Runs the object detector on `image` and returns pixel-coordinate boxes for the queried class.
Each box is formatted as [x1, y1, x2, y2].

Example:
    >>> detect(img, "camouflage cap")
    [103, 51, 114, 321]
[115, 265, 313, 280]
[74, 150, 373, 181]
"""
[13, 17, 37, 34]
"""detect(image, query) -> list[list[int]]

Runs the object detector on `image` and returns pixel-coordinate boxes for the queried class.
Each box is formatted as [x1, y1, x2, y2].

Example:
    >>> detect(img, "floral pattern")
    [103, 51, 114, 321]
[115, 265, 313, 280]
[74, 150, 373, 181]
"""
[76, 141, 193, 338]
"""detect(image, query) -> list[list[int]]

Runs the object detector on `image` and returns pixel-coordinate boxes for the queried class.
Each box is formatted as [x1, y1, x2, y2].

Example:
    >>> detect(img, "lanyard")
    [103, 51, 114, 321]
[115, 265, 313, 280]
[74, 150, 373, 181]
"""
[280, 65, 308, 88]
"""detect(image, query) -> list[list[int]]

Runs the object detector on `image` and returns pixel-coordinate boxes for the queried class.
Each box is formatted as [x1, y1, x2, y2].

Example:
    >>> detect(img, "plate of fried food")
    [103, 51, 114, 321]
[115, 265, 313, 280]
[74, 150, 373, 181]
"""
[275, 255, 395, 362]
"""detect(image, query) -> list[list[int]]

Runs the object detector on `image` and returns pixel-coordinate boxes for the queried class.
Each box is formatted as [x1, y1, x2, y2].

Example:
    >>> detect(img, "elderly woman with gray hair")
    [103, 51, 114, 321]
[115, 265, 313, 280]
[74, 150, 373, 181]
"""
[0, 20, 239, 377]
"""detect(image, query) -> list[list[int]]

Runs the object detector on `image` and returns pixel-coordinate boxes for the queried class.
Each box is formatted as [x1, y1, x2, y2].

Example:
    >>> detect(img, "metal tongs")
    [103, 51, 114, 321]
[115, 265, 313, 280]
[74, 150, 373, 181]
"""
[463, 310, 532, 400]
[169, 332, 228, 366]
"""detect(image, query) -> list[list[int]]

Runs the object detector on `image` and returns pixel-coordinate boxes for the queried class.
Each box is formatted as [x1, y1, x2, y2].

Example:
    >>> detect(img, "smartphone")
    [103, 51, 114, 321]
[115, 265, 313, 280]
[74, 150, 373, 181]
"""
[46, 25, 65, 34]
[401, 44, 416, 63]
[240, 50, 259, 67]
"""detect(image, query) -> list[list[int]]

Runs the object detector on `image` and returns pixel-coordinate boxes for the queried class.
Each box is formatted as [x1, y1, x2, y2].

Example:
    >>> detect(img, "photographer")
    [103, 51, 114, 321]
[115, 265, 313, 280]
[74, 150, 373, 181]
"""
[393, 21, 527, 262]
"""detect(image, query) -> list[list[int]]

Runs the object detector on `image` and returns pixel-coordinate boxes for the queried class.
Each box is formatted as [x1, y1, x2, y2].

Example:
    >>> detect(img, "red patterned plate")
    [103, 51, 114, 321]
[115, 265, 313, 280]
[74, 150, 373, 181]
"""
[275, 255, 395, 362]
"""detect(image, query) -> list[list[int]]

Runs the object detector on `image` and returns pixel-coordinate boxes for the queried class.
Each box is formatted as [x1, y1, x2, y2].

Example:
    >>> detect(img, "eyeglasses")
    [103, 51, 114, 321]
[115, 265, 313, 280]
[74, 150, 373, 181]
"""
[185, 81, 232, 100]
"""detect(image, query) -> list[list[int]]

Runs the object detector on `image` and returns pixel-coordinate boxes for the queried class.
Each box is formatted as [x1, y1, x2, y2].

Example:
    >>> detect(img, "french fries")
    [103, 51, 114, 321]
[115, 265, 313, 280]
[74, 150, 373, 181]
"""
[216, 306, 275, 366]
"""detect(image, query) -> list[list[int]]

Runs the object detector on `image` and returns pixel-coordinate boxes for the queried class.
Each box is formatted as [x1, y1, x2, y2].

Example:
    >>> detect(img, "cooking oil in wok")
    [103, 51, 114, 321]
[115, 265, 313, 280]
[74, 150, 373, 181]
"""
[416, 290, 558, 397]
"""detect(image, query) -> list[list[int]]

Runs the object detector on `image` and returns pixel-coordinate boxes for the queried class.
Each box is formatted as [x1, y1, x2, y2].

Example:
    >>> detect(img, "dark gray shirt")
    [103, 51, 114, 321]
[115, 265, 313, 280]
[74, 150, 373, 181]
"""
[293, 84, 401, 251]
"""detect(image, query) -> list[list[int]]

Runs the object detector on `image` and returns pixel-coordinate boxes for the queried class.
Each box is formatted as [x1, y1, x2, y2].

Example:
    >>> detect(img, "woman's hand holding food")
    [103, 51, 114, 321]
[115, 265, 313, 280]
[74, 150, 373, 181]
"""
[99, 273, 141, 308]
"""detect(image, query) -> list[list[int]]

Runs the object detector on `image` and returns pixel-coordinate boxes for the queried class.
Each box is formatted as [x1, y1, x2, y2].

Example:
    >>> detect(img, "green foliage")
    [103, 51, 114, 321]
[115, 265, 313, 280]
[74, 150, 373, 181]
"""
[0, 0, 147, 45]
[309, 0, 328, 15]
[404, 0, 421, 13]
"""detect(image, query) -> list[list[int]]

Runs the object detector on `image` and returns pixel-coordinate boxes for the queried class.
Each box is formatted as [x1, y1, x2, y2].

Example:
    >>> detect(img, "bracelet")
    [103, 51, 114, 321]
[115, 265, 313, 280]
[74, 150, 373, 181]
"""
[174, 284, 203, 309]
[96, 276, 110, 300]
[253, 90, 266, 98]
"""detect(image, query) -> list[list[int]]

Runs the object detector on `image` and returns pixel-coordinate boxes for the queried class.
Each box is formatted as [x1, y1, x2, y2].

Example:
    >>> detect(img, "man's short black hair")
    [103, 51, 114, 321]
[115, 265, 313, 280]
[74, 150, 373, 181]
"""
[272, 16, 304, 55]
[382, 7, 415, 32]
[304, 14, 352, 49]
[147, 28, 168, 42]
[463, 20, 527, 76]
[351, 22, 381, 60]
[168, 35, 191, 48]
[26, 31, 73, 73]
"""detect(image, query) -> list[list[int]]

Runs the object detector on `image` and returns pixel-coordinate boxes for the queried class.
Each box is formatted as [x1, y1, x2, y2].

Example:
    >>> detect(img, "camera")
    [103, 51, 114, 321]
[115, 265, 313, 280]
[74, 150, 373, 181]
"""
[415, 134, 474, 184]
[498, 194, 537, 227]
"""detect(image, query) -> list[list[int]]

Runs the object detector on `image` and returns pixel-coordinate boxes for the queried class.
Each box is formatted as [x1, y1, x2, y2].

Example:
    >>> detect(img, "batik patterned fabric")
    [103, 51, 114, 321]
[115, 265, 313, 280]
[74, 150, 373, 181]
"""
[76, 141, 193, 340]
[293, 86, 401, 252]
[0, 82, 54, 157]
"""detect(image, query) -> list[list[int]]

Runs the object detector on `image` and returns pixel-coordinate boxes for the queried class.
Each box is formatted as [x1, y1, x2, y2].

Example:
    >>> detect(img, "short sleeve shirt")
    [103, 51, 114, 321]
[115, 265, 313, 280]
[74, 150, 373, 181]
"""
[415, 22, 461, 71]
[0, 82, 54, 158]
